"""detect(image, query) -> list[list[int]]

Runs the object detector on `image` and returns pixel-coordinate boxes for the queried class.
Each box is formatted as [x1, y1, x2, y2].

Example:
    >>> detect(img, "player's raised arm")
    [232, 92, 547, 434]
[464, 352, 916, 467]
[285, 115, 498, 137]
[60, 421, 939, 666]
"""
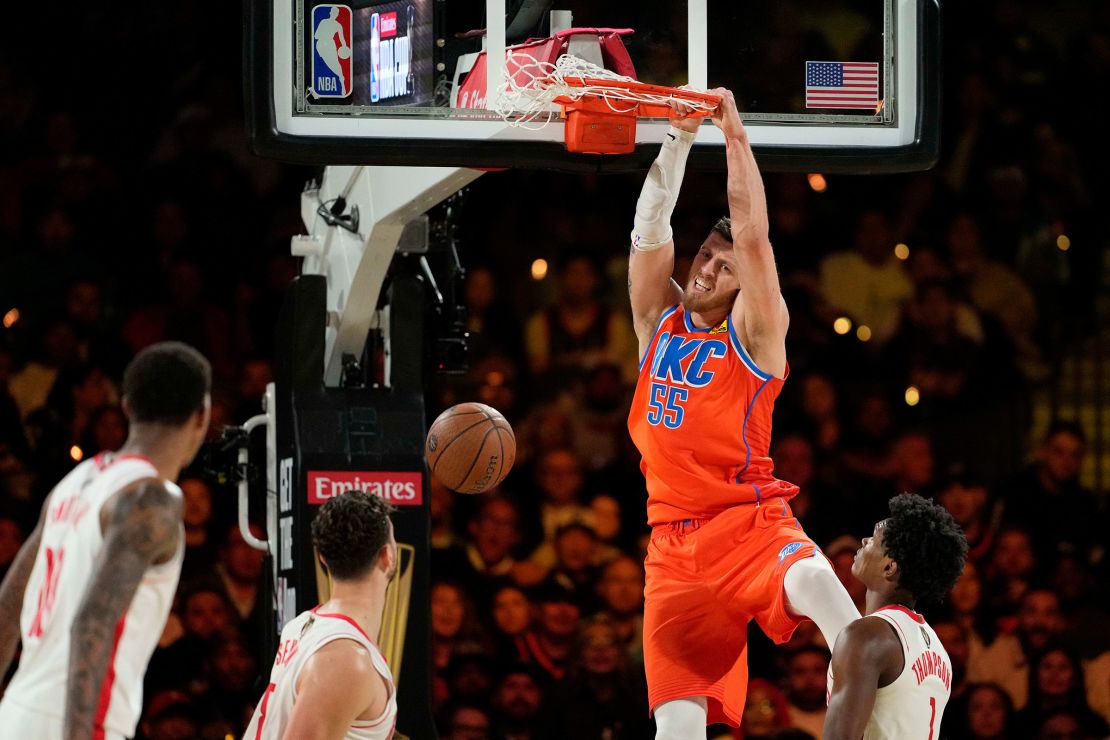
[65, 480, 181, 740]
[283, 641, 388, 740]
[711, 90, 789, 376]
[823, 617, 903, 740]
[0, 499, 49, 678]
[627, 107, 700, 355]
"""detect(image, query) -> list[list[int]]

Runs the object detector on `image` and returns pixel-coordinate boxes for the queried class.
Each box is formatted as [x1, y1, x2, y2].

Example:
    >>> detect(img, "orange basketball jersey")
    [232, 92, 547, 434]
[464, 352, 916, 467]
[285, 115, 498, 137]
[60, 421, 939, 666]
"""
[628, 304, 798, 525]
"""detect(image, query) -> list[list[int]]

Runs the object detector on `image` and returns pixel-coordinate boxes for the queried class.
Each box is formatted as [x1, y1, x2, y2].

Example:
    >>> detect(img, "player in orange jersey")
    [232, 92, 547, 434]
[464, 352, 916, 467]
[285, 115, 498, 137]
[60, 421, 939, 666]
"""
[626, 90, 861, 737]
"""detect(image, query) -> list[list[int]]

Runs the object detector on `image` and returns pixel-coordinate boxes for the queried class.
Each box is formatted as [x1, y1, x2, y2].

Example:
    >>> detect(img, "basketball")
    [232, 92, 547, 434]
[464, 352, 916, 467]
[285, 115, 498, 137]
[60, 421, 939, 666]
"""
[337, 46, 351, 60]
[425, 402, 515, 494]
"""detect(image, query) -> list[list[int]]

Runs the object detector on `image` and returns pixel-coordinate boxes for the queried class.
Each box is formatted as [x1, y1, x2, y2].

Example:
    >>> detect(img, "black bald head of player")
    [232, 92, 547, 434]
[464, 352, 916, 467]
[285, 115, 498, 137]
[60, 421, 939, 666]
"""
[312, 491, 398, 582]
[852, 493, 968, 610]
[121, 341, 212, 467]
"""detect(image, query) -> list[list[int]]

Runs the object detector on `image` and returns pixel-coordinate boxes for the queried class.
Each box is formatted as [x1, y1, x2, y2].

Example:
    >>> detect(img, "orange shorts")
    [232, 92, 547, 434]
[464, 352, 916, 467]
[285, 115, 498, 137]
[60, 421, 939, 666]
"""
[643, 498, 820, 727]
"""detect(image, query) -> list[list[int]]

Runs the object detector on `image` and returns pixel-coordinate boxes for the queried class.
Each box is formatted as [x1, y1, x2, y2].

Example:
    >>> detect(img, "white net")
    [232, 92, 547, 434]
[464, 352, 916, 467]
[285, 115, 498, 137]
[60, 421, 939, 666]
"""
[495, 54, 717, 129]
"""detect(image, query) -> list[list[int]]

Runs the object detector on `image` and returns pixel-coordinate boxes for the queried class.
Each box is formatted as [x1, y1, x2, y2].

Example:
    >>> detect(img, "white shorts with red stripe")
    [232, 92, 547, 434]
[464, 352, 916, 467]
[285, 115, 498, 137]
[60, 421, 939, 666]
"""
[0, 698, 127, 740]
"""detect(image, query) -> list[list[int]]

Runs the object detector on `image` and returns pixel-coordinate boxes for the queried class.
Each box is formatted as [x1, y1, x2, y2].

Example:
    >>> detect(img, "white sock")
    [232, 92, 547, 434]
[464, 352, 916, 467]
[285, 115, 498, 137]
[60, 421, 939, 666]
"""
[783, 554, 861, 648]
[654, 696, 708, 740]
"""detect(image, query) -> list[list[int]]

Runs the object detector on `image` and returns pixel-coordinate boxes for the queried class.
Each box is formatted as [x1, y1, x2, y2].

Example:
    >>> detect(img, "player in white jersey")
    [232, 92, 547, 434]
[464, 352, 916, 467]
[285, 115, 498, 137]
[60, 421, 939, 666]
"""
[0, 342, 211, 740]
[245, 489, 399, 740]
[825, 493, 968, 740]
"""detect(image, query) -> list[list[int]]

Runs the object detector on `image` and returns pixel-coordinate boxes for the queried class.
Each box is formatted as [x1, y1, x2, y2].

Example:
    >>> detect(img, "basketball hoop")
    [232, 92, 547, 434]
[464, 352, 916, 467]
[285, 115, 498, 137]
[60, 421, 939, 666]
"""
[497, 55, 721, 154]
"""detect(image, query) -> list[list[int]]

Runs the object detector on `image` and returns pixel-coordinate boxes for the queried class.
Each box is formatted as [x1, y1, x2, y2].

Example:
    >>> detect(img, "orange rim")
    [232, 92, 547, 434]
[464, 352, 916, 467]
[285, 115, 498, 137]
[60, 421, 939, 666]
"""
[549, 76, 721, 118]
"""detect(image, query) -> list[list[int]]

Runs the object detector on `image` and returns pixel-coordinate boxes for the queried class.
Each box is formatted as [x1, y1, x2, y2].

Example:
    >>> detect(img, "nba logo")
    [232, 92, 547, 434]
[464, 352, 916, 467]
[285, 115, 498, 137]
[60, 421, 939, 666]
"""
[311, 4, 353, 98]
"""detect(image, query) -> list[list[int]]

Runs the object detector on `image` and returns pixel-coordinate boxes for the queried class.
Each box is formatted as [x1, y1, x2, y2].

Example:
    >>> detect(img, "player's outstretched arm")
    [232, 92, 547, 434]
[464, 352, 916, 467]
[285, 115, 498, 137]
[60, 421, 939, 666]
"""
[65, 480, 180, 740]
[628, 107, 699, 354]
[283, 640, 388, 740]
[711, 90, 789, 376]
[0, 498, 48, 678]
[824, 617, 902, 740]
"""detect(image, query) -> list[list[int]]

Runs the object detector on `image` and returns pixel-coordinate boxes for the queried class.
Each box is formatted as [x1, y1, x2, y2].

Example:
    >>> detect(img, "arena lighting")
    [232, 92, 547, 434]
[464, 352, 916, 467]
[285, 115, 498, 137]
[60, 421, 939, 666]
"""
[2, 308, 18, 328]
[69, 446, 83, 461]
[1056, 234, 1071, 251]
[905, 386, 921, 406]
[856, 325, 872, 342]
[894, 243, 910, 260]
[807, 173, 827, 192]
[531, 258, 549, 280]
[833, 317, 852, 334]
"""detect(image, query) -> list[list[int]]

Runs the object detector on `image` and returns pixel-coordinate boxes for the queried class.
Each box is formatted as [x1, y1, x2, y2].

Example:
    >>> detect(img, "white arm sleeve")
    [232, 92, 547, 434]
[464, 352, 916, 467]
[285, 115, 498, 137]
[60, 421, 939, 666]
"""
[631, 126, 697, 251]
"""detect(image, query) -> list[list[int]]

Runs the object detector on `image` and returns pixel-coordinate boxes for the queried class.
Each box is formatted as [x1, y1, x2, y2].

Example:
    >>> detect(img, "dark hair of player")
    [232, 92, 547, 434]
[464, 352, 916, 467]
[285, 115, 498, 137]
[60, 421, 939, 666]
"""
[311, 491, 395, 580]
[882, 493, 968, 603]
[711, 216, 733, 243]
[122, 341, 211, 425]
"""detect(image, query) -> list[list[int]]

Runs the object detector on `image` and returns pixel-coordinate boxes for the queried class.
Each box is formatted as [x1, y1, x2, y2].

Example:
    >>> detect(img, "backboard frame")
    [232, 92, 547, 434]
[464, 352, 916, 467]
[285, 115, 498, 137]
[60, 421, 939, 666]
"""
[245, 0, 940, 173]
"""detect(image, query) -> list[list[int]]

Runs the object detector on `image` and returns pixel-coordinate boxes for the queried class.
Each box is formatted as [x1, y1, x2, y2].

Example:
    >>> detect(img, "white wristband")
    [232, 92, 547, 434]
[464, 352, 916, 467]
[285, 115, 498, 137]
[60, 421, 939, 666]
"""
[631, 126, 696, 250]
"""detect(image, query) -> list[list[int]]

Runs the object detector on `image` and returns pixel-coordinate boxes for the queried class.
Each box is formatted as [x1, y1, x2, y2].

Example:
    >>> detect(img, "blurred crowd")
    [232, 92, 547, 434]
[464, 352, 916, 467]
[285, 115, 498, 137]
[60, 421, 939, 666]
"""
[1, 1, 1109, 739]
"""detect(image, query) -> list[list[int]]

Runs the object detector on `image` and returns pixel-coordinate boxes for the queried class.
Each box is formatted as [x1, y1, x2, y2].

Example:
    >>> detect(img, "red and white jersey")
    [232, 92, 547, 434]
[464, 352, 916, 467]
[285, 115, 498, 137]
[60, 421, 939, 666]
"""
[833, 605, 953, 740]
[245, 607, 397, 740]
[628, 305, 798, 524]
[2, 453, 183, 738]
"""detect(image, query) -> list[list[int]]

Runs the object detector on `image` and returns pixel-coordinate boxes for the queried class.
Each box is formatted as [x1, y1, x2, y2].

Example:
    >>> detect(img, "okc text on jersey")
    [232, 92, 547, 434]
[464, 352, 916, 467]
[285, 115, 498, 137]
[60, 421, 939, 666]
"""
[644, 332, 729, 428]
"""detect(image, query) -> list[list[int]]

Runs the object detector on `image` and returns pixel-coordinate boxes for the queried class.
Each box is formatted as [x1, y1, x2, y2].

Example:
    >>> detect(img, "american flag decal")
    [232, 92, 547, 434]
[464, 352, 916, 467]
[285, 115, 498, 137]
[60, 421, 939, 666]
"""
[806, 61, 880, 110]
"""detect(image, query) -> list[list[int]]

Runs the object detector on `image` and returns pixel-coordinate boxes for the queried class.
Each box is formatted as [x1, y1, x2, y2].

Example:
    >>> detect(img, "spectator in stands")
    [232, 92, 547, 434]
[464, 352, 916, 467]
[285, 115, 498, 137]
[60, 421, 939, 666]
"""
[970, 588, 1065, 710]
[946, 212, 1042, 376]
[25, 361, 116, 479]
[513, 582, 580, 682]
[934, 620, 974, 726]
[146, 581, 235, 694]
[491, 664, 545, 740]
[541, 522, 601, 611]
[138, 691, 199, 740]
[216, 523, 264, 622]
[1017, 645, 1109, 736]
[983, 524, 1038, 626]
[741, 678, 794, 738]
[489, 585, 534, 661]
[825, 536, 866, 615]
[819, 208, 913, 346]
[938, 468, 999, 565]
[7, 319, 79, 421]
[784, 645, 829, 738]
[523, 250, 637, 386]
[440, 702, 493, 740]
[595, 555, 645, 666]
[957, 683, 1015, 740]
[1003, 421, 1100, 565]
[772, 433, 849, 546]
[431, 581, 489, 688]
[519, 447, 591, 557]
[80, 403, 127, 456]
[178, 475, 217, 580]
[538, 618, 651, 739]
[435, 496, 526, 600]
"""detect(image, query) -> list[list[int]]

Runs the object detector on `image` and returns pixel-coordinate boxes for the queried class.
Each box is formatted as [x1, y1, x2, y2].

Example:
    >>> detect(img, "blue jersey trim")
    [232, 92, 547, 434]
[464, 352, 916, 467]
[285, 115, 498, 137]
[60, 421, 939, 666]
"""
[682, 309, 715, 333]
[638, 304, 679, 373]
[735, 376, 771, 481]
[726, 315, 773, 381]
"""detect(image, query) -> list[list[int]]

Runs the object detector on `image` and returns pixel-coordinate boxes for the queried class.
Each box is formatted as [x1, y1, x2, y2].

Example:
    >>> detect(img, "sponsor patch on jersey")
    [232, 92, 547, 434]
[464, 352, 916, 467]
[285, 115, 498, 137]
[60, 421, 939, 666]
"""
[708, 320, 728, 334]
[920, 625, 931, 648]
[778, 541, 805, 562]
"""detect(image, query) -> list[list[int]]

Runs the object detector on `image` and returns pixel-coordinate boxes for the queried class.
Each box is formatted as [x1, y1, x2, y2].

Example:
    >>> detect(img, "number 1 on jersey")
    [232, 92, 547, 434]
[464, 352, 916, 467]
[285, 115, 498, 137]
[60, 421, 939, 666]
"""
[927, 695, 936, 740]
[27, 547, 64, 639]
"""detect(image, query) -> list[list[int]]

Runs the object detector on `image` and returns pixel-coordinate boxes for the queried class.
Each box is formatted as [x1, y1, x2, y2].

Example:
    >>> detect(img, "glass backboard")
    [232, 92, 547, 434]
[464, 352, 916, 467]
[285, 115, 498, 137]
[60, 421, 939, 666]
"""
[245, 0, 939, 172]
